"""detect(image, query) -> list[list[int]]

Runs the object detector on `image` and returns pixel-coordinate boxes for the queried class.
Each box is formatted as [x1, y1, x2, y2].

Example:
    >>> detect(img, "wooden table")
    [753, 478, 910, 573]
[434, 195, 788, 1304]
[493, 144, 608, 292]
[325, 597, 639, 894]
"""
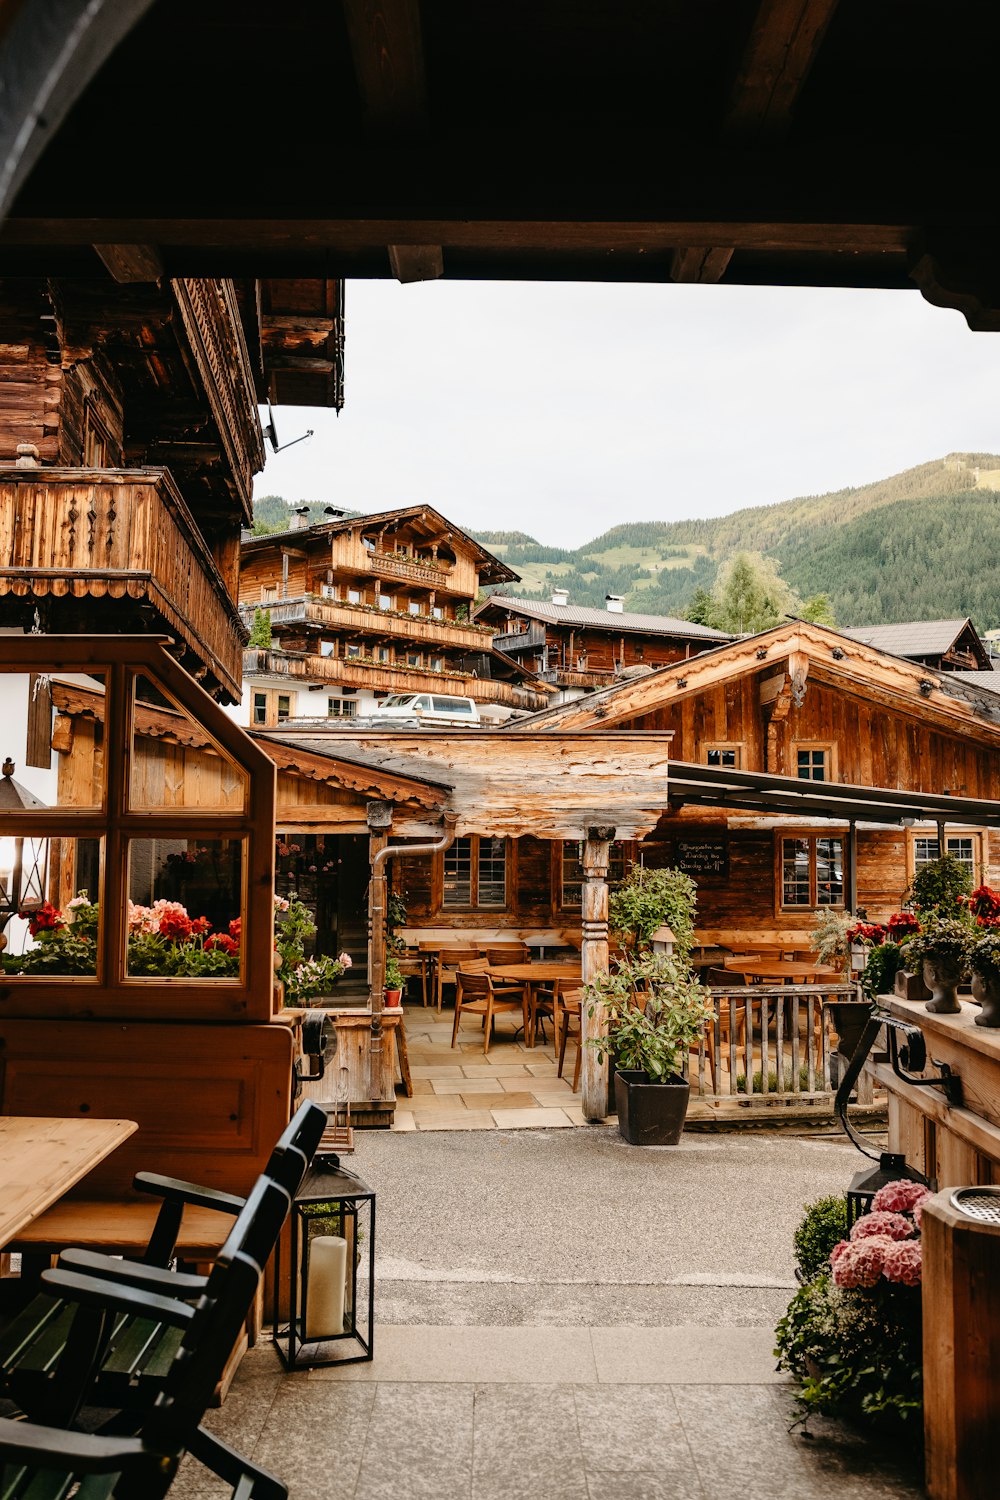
[0, 1115, 138, 1247]
[485, 963, 582, 1048]
[722, 957, 842, 984]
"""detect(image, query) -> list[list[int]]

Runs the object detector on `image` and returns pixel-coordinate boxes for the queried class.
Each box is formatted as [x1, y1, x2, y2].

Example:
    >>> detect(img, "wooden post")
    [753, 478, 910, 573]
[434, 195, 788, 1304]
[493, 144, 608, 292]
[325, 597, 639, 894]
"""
[367, 800, 393, 1103]
[922, 1190, 1000, 1500]
[581, 825, 615, 1122]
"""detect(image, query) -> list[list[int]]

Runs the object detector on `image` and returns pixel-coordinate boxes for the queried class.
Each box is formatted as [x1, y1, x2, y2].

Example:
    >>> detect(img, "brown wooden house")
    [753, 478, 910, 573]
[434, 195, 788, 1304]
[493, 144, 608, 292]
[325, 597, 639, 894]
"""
[238, 506, 549, 721]
[476, 591, 732, 701]
[839, 618, 992, 673]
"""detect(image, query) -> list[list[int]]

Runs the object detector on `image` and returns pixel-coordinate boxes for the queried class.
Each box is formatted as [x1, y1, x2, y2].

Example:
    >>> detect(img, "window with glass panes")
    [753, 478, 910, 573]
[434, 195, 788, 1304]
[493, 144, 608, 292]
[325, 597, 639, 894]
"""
[442, 836, 508, 909]
[252, 692, 267, 726]
[560, 840, 628, 907]
[795, 746, 830, 781]
[913, 833, 980, 883]
[705, 744, 741, 768]
[779, 834, 844, 909]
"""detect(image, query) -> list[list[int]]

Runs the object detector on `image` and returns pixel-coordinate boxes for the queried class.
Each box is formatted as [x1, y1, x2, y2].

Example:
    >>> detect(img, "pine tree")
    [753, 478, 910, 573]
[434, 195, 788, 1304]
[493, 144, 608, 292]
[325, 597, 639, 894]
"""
[247, 607, 273, 649]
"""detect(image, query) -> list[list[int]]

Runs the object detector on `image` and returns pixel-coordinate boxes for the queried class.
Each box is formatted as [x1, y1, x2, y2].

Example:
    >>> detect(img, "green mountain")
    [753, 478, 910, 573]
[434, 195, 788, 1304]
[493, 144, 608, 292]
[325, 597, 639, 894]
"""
[473, 453, 1000, 628]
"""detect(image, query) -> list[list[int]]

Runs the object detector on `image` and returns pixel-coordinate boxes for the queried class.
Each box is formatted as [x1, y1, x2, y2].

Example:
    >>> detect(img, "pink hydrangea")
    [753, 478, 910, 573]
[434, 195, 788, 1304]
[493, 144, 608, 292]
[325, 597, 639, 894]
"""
[850, 1211, 915, 1244]
[882, 1240, 922, 1287]
[871, 1180, 930, 1214]
[831, 1235, 894, 1289]
[829, 1239, 851, 1267]
[913, 1202, 923, 1231]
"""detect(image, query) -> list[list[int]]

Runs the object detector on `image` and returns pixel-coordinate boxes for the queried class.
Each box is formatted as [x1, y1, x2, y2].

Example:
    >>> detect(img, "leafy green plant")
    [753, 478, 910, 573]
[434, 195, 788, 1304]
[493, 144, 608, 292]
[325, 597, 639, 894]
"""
[735, 1065, 811, 1095]
[969, 927, 1000, 983]
[907, 854, 972, 916]
[792, 1196, 849, 1281]
[384, 953, 404, 992]
[860, 941, 904, 1001]
[903, 912, 973, 971]
[586, 952, 710, 1082]
[609, 865, 697, 960]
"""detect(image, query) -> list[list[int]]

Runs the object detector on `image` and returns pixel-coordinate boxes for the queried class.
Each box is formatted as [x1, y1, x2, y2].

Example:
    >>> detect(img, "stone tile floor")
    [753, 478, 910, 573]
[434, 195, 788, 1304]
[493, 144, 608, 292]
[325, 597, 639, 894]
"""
[173, 1334, 925, 1500]
[394, 1003, 586, 1131]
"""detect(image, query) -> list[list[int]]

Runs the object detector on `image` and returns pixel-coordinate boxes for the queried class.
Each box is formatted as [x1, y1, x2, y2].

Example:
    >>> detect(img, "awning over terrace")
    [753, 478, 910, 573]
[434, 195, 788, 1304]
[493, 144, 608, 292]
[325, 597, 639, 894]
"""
[665, 761, 1000, 830]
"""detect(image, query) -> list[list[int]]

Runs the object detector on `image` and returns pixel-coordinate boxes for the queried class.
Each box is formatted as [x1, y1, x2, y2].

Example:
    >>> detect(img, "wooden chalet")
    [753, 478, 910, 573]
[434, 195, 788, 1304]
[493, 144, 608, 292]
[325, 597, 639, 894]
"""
[0, 274, 343, 704]
[838, 618, 993, 673]
[238, 505, 548, 722]
[476, 591, 732, 701]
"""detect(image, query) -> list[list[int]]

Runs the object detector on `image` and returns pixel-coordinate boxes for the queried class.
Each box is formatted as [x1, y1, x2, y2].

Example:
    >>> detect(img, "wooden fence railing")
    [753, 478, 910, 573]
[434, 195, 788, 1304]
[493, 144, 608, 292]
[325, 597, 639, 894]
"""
[684, 984, 861, 1101]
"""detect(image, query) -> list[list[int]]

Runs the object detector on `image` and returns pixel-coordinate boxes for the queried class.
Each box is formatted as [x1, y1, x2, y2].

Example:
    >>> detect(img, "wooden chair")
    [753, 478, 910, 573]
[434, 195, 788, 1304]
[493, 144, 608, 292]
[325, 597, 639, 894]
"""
[556, 987, 583, 1091]
[0, 1102, 327, 1437]
[0, 1175, 294, 1500]
[485, 944, 529, 966]
[451, 971, 528, 1055]
[396, 950, 430, 1006]
[435, 947, 484, 1011]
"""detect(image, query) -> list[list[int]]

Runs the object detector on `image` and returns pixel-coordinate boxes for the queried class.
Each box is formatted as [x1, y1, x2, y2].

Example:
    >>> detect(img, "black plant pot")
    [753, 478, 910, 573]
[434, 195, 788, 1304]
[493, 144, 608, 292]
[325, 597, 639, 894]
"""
[614, 1069, 690, 1146]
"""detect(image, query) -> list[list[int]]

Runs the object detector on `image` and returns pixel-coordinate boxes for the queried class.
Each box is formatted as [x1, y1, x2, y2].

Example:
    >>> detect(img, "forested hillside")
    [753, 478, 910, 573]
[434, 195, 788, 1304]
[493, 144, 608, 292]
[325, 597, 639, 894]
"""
[473, 453, 1000, 628]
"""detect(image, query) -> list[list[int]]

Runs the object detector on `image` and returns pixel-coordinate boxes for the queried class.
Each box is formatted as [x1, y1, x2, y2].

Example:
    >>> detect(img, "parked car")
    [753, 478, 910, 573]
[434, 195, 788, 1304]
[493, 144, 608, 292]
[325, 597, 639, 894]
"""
[369, 693, 481, 725]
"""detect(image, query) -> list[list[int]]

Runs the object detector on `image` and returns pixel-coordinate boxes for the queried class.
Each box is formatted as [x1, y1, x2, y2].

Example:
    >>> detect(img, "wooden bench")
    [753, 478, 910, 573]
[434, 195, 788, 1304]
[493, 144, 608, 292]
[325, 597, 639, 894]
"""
[0, 1019, 294, 1265]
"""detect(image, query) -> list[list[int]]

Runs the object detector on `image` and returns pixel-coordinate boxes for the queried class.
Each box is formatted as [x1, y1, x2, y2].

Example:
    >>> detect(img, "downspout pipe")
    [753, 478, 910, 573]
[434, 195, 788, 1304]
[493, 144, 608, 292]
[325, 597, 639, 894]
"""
[371, 810, 459, 879]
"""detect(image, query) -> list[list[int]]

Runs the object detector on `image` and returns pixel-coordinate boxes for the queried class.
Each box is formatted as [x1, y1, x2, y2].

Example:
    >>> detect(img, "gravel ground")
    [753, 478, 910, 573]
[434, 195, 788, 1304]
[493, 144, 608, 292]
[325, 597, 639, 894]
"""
[347, 1126, 859, 1326]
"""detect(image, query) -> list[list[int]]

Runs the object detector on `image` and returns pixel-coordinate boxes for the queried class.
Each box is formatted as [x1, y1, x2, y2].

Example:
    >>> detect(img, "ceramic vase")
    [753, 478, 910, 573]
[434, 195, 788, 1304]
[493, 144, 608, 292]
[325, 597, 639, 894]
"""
[971, 971, 1000, 1027]
[923, 955, 962, 1014]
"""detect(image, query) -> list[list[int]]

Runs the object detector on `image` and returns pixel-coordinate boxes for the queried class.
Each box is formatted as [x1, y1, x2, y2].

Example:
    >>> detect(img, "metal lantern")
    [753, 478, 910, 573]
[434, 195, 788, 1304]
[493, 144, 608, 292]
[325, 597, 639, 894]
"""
[846, 1151, 921, 1229]
[649, 924, 676, 958]
[274, 1153, 375, 1368]
[0, 759, 49, 937]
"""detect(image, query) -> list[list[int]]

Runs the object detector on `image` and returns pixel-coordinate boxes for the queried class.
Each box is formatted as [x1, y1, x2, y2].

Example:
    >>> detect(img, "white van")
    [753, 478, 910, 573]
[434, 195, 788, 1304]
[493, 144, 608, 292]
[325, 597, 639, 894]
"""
[369, 693, 481, 725]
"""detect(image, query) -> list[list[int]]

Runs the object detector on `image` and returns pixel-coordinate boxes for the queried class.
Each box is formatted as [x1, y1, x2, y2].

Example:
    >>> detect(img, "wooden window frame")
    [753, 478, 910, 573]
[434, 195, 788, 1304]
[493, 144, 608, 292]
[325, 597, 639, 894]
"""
[83, 401, 115, 467]
[703, 742, 743, 770]
[774, 827, 847, 914]
[906, 828, 987, 884]
[791, 741, 838, 783]
[437, 835, 513, 913]
[553, 839, 632, 912]
[0, 637, 276, 1022]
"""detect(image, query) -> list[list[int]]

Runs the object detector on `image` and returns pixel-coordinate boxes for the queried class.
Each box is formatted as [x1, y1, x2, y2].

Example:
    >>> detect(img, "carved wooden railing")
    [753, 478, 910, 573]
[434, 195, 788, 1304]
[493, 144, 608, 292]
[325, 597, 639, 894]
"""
[242, 647, 545, 708]
[240, 596, 493, 648]
[685, 984, 860, 1101]
[368, 552, 454, 586]
[492, 622, 546, 653]
[0, 467, 246, 699]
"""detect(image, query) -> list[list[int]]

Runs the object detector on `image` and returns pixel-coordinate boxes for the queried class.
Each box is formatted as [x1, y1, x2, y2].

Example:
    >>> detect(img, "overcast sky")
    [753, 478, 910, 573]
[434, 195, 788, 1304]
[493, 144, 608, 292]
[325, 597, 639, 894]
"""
[255, 280, 1000, 548]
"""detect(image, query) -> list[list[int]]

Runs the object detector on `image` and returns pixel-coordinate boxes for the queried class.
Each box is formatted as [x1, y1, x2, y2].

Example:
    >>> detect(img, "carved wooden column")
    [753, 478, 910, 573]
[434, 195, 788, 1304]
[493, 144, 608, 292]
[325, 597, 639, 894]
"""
[367, 800, 393, 1102]
[581, 825, 615, 1121]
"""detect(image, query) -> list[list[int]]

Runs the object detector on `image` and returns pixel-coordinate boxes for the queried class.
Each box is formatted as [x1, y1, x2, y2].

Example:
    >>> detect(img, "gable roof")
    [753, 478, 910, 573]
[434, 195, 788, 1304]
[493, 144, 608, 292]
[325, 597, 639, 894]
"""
[838, 618, 989, 665]
[240, 504, 518, 584]
[476, 594, 731, 641]
[508, 620, 1000, 743]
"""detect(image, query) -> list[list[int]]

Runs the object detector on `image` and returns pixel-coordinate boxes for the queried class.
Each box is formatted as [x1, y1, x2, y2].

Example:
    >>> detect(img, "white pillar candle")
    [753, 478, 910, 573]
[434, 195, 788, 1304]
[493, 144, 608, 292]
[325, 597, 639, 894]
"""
[305, 1235, 347, 1338]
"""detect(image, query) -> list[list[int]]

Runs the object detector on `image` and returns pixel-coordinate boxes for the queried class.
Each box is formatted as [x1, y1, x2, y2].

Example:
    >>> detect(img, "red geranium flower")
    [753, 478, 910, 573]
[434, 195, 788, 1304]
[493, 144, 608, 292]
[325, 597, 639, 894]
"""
[190, 916, 211, 936]
[969, 884, 1000, 921]
[206, 933, 238, 956]
[159, 910, 193, 942]
[887, 912, 921, 939]
[23, 901, 64, 937]
[228, 918, 242, 943]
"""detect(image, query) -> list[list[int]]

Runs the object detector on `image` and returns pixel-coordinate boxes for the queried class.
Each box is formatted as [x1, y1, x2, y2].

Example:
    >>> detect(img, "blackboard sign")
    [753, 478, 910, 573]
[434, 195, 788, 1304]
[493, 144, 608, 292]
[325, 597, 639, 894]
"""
[676, 839, 729, 879]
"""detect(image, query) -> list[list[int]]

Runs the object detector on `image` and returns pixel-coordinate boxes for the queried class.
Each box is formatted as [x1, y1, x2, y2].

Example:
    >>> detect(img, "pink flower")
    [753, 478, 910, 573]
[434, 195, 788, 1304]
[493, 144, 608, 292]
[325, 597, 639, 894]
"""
[913, 1202, 923, 1231]
[871, 1180, 930, 1214]
[338, 952, 353, 968]
[831, 1236, 894, 1289]
[273, 896, 290, 913]
[882, 1240, 922, 1287]
[829, 1239, 851, 1267]
[850, 1211, 915, 1244]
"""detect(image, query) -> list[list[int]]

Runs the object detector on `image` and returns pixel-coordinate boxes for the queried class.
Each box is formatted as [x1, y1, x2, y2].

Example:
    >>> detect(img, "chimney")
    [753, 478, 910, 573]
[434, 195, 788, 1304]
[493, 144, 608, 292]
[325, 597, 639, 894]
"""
[605, 594, 624, 613]
[292, 505, 311, 530]
[551, 587, 569, 607]
[323, 505, 345, 520]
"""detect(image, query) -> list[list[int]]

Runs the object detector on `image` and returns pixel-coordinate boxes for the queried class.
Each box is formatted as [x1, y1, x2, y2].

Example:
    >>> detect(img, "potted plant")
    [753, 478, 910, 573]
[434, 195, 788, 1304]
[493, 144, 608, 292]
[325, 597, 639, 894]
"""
[969, 927, 1000, 1027]
[903, 913, 973, 1014]
[609, 864, 697, 960]
[587, 953, 710, 1145]
[384, 952, 404, 1007]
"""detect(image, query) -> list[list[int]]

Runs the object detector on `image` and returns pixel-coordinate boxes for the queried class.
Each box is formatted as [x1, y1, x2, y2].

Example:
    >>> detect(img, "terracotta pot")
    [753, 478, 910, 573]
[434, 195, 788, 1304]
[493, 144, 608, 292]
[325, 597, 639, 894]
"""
[384, 988, 403, 1008]
[923, 955, 962, 1014]
[971, 971, 1000, 1027]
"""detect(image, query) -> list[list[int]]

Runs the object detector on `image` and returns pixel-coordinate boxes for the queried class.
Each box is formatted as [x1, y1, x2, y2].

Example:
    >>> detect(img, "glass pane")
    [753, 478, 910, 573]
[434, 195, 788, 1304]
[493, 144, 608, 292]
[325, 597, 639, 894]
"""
[707, 748, 737, 768]
[126, 837, 243, 977]
[816, 838, 844, 906]
[782, 838, 811, 906]
[477, 837, 507, 908]
[129, 673, 247, 813]
[0, 670, 108, 811]
[443, 838, 473, 907]
[913, 836, 940, 867]
[1, 837, 102, 977]
[946, 836, 976, 880]
[796, 749, 827, 782]
[562, 840, 583, 907]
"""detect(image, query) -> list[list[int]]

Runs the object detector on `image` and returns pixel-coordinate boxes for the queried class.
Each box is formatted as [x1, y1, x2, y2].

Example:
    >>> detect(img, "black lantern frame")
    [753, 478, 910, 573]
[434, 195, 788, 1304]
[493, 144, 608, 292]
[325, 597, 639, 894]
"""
[273, 1155, 375, 1368]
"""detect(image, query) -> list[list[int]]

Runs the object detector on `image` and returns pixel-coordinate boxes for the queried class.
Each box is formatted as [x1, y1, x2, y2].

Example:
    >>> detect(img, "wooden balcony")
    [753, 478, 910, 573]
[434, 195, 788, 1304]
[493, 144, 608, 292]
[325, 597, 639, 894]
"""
[243, 648, 546, 710]
[241, 596, 494, 650]
[539, 666, 616, 688]
[492, 622, 547, 653]
[367, 551, 458, 590]
[0, 467, 246, 700]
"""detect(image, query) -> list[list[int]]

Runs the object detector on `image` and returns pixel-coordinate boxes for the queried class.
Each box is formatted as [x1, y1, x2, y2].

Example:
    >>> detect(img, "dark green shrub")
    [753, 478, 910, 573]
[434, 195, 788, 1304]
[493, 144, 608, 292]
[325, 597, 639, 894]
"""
[792, 1195, 848, 1281]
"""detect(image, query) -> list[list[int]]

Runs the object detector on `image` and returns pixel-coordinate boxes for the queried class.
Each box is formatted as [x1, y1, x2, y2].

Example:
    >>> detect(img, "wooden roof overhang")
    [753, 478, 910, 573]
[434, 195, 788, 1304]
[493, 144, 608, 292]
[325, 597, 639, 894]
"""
[664, 761, 1000, 831]
[517, 623, 1000, 749]
[256, 728, 674, 841]
[4, 2, 1000, 325]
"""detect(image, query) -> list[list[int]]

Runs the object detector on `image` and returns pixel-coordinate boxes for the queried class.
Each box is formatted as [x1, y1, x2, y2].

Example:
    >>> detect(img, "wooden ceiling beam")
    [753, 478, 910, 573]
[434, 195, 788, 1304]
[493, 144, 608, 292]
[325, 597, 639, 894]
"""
[675, 0, 840, 283]
[92, 242, 164, 283]
[340, 0, 444, 283]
